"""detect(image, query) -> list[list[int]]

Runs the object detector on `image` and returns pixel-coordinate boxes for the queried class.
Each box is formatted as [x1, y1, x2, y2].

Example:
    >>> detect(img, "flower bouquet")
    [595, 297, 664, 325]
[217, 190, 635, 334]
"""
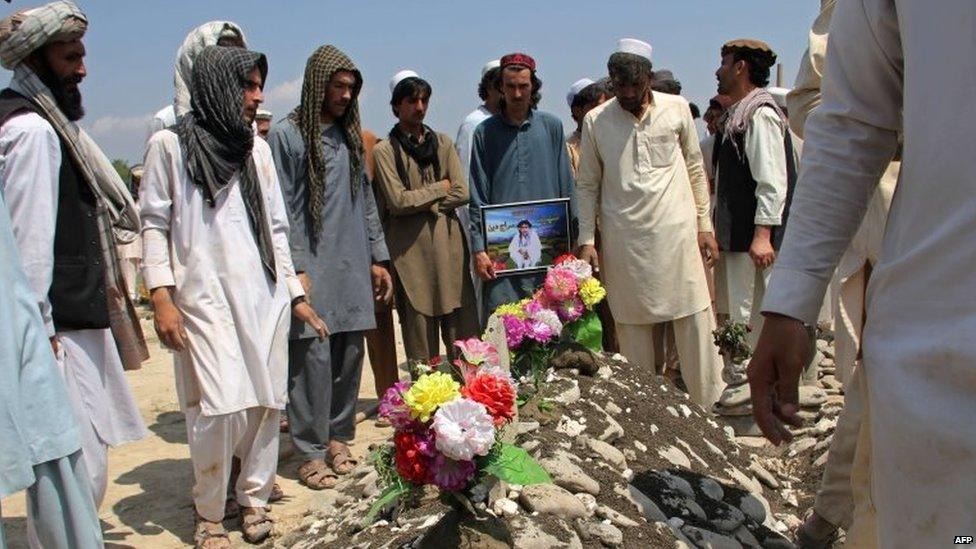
[493, 254, 607, 386]
[365, 338, 550, 525]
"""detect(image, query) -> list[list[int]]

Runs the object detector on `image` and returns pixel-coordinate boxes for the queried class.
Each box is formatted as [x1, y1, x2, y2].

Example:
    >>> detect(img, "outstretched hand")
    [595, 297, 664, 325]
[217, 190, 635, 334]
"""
[748, 313, 809, 445]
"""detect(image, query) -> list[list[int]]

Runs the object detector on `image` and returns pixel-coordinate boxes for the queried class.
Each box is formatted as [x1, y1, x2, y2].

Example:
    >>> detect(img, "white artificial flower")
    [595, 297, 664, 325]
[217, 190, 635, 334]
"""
[432, 398, 496, 461]
[531, 308, 563, 334]
[557, 259, 593, 281]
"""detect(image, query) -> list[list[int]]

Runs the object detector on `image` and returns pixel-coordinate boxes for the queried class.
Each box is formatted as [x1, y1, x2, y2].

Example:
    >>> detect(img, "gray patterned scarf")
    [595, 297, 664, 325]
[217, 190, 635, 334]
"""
[290, 44, 364, 239]
[175, 46, 277, 281]
[721, 87, 786, 155]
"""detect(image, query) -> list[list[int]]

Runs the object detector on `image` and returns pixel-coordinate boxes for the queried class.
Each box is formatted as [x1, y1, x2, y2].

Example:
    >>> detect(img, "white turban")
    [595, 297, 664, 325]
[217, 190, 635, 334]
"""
[0, 0, 87, 70]
[173, 21, 247, 117]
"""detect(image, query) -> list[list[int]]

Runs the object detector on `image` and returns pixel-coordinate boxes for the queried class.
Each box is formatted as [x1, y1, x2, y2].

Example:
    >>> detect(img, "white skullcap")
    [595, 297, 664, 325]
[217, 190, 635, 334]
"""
[481, 59, 501, 77]
[567, 78, 595, 108]
[616, 38, 653, 63]
[766, 86, 790, 109]
[255, 109, 273, 120]
[390, 69, 420, 94]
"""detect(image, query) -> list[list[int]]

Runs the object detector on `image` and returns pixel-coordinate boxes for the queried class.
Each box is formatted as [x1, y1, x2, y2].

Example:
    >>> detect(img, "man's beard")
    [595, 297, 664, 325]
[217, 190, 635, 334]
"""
[36, 62, 84, 121]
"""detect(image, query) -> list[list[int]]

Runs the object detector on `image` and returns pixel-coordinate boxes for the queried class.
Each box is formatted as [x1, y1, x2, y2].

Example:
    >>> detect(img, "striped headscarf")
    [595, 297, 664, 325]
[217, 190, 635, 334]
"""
[175, 46, 277, 281]
[290, 44, 364, 237]
[0, 0, 86, 70]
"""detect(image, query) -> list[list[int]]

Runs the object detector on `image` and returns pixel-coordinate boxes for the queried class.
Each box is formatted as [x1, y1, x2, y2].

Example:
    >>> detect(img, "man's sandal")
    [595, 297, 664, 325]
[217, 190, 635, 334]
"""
[328, 445, 359, 475]
[224, 482, 284, 518]
[298, 459, 338, 490]
[240, 506, 274, 544]
[194, 515, 231, 549]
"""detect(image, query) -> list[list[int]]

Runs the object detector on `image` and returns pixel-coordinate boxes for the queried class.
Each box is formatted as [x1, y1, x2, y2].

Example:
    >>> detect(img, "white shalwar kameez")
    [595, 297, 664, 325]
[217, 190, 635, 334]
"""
[141, 130, 304, 521]
[576, 93, 723, 407]
[0, 110, 146, 507]
[762, 0, 976, 544]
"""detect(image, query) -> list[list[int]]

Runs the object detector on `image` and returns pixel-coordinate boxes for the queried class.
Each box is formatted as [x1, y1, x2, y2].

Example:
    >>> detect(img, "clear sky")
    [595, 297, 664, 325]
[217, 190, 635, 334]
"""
[0, 1, 821, 164]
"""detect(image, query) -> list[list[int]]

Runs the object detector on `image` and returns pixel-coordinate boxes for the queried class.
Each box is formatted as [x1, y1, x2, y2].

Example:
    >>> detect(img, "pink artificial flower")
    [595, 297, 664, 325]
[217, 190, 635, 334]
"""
[526, 318, 556, 343]
[378, 380, 413, 429]
[431, 454, 477, 492]
[556, 296, 585, 323]
[453, 338, 500, 368]
[544, 268, 580, 302]
[502, 314, 527, 349]
[522, 298, 547, 316]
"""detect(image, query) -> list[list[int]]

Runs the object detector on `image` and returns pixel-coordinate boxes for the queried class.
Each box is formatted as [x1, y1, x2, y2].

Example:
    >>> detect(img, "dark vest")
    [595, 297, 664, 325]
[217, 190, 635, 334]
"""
[0, 89, 109, 330]
[713, 111, 797, 253]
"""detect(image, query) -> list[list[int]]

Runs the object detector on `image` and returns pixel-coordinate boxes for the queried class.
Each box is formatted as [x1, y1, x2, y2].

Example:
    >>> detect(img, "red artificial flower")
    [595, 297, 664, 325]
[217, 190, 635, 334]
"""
[553, 253, 576, 265]
[394, 431, 434, 485]
[462, 372, 517, 427]
[428, 355, 443, 367]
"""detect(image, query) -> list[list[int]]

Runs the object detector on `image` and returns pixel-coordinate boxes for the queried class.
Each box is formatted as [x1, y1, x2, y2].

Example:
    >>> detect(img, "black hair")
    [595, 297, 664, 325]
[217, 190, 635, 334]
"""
[390, 76, 432, 117]
[571, 79, 612, 109]
[689, 103, 700, 119]
[723, 46, 775, 87]
[478, 66, 501, 101]
[607, 52, 653, 88]
[496, 64, 542, 110]
[517, 219, 532, 228]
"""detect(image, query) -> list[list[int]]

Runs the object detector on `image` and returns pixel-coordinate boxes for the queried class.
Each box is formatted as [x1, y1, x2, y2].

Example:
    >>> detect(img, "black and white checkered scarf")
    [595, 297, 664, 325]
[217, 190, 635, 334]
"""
[176, 45, 277, 281]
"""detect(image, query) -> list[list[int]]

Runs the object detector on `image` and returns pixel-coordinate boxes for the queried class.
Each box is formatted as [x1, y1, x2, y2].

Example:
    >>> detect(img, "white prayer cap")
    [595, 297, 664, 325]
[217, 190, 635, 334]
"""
[767, 86, 790, 108]
[481, 59, 501, 77]
[255, 109, 273, 120]
[567, 78, 595, 108]
[615, 38, 653, 63]
[389, 69, 420, 94]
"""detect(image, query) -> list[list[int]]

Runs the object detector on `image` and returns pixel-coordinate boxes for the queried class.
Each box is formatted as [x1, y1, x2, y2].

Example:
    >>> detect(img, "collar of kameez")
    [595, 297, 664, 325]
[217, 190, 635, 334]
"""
[501, 109, 533, 128]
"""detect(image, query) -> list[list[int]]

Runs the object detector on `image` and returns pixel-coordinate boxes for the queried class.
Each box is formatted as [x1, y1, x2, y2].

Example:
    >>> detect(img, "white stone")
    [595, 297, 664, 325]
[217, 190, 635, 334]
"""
[492, 497, 519, 517]
[666, 406, 680, 417]
[634, 440, 648, 452]
[658, 445, 691, 469]
[556, 417, 586, 437]
[679, 404, 693, 418]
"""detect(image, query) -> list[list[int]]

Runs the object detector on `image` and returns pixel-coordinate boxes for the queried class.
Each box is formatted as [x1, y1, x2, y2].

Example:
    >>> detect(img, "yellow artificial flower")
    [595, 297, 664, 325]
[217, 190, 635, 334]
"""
[579, 277, 607, 308]
[404, 371, 461, 422]
[494, 301, 527, 319]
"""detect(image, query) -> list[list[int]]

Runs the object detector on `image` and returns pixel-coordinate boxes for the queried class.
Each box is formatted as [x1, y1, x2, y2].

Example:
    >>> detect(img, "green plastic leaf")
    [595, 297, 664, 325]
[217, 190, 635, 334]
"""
[361, 481, 411, 527]
[483, 443, 552, 485]
[567, 311, 603, 352]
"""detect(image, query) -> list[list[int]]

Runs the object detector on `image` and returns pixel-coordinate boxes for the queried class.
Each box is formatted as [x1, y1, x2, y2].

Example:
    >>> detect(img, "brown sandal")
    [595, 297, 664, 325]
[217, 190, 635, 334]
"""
[328, 444, 359, 475]
[240, 506, 274, 544]
[298, 459, 338, 490]
[194, 515, 231, 549]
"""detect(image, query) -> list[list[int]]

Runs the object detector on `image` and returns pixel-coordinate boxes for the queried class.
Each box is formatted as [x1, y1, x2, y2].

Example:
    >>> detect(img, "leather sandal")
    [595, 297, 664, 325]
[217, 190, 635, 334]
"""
[298, 458, 338, 490]
[240, 506, 274, 544]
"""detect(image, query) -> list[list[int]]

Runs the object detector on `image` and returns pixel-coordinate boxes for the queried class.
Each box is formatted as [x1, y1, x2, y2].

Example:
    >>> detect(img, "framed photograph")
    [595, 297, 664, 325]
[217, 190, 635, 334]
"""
[481, 198, 572, 276]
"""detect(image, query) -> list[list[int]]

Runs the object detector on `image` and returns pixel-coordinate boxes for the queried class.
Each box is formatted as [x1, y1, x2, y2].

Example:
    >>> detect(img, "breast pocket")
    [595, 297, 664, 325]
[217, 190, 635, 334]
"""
[646, 134, 677, 168]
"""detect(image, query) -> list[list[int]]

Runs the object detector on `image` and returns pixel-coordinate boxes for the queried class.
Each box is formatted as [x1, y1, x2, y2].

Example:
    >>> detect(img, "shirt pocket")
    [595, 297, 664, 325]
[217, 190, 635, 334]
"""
[645, 133, 677, 168]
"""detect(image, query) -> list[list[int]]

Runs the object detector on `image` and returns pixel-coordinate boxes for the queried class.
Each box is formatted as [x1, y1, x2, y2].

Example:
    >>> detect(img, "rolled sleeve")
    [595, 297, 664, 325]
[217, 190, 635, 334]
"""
[141, 228, 175, 289]
[745, 107, 788, 226]
[286, 277, 306, 300]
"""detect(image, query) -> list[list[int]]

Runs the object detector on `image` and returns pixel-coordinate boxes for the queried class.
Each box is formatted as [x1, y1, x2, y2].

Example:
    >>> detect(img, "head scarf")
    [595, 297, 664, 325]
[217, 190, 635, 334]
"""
[290, 44, 364, 237]
[175, 46, 277, 281]
[173, 21, 247, 117]
[0, 0, 86, 69]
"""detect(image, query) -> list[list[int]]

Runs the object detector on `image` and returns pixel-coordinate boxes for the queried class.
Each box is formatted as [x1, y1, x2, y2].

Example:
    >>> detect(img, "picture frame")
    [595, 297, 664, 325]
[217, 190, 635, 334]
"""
[480, 198, 572, 276]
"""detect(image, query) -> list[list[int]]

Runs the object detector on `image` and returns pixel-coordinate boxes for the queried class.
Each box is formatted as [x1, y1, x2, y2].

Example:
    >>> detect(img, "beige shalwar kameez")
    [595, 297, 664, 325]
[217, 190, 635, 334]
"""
[576, 93, 723, 407]
[372, 131, 478, 361]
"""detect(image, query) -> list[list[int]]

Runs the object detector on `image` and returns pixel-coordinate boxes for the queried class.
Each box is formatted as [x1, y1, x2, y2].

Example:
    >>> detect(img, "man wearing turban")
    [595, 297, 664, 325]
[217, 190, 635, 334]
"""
[0, 0, 147, 533]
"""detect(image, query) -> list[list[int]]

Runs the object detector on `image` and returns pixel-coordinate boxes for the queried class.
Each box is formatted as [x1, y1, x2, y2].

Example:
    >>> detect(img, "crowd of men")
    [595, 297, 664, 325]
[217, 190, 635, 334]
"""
[0, 0, 970, 548]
